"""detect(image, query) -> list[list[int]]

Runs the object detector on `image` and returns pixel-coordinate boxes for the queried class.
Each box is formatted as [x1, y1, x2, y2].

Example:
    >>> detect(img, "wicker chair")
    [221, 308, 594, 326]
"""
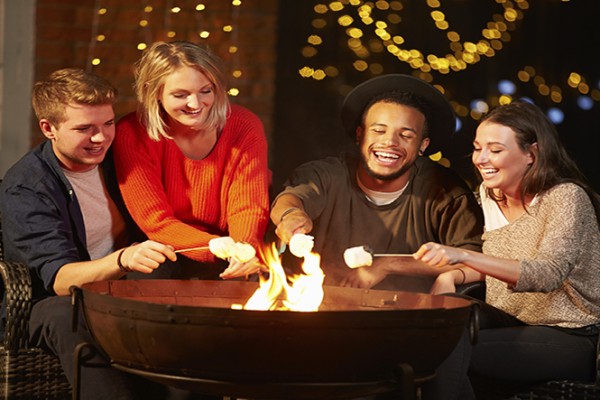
[0, 256, 72, 398]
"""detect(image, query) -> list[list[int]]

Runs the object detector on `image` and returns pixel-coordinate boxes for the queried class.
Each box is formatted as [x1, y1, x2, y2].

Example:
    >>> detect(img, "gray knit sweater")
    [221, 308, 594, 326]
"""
[483, 183, 600, 328]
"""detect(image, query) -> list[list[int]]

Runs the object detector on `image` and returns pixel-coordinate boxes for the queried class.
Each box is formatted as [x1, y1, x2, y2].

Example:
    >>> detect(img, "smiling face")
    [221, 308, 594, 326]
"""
[472, 120, 535, 198]
[40, 103, 115, 172]
[356, 101, 430, 191]
[160, 66, 216, 133]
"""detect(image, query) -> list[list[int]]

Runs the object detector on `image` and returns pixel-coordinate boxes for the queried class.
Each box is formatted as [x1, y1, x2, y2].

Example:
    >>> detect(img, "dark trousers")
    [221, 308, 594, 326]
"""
[27, 259, 230, 400]
[28, 262, 182, 400]
[420, 328, 476, 400]
[364, 328, 476, 400]
[471, 300, 598, 382]
[29, 295, 166, 400]
[417, 293, 599, 399]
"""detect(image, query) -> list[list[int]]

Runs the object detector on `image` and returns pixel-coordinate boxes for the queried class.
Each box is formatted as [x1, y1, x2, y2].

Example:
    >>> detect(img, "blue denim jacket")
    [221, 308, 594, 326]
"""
[0, 141, 143, 301]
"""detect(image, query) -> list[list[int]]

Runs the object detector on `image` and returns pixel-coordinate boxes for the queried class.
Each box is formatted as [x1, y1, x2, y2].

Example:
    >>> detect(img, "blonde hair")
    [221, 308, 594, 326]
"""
[32, 68, 117, 126]
[134, 41, 230, 141]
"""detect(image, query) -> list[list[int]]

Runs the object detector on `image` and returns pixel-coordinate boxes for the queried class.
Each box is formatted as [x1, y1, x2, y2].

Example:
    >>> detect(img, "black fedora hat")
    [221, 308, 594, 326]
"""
[341, 74, 455, 156]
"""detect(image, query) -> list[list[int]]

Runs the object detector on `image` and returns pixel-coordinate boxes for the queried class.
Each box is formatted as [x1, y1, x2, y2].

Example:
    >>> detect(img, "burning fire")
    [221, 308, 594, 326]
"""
[242, 243, 325, 312]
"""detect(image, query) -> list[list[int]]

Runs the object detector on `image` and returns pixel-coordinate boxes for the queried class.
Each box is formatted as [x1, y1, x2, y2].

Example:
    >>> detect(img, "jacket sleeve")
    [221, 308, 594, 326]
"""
[437, 189, 484, 252]
[1, 183, 83, 295]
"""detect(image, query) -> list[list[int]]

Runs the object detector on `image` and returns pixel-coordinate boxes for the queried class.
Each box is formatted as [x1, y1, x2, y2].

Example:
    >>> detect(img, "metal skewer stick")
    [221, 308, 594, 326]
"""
[359, 245, 413, 258]
[175, 246, 210, 254]
[373, 253, 414, 257]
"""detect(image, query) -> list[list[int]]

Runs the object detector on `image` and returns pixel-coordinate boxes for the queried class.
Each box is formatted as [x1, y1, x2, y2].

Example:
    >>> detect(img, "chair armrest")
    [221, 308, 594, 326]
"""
[456, 281, 486, 301]
[0, 261, 34, 351]
[596, 328, 600, 386]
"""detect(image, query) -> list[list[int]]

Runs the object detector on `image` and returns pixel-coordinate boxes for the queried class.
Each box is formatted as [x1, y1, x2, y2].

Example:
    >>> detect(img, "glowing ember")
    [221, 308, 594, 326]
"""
[242, 244, 325, 312]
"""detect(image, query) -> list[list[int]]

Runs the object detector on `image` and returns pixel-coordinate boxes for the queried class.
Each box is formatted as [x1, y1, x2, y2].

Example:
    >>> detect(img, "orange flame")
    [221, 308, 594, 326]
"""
[243, 243, 325, 312]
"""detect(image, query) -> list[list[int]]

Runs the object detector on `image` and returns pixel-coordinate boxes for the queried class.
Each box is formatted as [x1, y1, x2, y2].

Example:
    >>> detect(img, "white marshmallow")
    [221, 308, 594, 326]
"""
[209, 236, 236, 259]
[343, 246, 373, 268]
[289, 233, 314, 258]
[231, 242, 256, 263]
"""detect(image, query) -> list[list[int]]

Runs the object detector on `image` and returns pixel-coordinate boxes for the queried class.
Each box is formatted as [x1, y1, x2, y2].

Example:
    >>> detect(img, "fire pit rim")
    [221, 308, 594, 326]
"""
[72, 279, 477, 396]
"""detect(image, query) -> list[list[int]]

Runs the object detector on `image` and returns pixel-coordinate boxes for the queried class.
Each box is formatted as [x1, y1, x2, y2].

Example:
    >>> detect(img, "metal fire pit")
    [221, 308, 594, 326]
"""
[73, 280, 476, 399]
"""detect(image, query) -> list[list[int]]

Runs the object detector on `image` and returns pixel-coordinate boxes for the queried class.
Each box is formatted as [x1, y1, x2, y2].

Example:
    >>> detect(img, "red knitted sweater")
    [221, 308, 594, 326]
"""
[114, 105, 270, 262]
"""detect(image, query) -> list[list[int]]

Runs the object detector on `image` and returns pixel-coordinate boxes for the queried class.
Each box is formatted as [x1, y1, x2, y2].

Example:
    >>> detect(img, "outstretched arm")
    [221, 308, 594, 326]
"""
[341, 254, 476, 289]
[429, 267, 485, 295]
[270, 193, 314, 245]
[414, 242, 520, 285]
[53, 241, 177, 295]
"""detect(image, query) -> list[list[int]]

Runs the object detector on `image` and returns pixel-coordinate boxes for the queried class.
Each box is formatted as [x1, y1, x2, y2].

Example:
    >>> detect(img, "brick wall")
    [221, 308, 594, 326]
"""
[34, 0, 279, 151]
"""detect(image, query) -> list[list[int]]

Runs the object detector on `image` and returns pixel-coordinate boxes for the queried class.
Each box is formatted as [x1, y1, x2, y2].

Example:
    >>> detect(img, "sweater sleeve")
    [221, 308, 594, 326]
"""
[274, 157, 339, 220]
[114, 110, 270, 262]
[437, 189, 484, 252]
[515, 184, 595, 292]
[1, 181, 82, 295]
[416, 161, 484, 252]
[114, 113, 220, 261]
[221, 107, 270, 250]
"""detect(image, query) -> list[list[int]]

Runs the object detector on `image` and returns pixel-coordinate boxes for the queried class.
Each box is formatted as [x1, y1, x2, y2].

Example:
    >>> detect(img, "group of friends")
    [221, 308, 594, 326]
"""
[1, 40, 599, 399]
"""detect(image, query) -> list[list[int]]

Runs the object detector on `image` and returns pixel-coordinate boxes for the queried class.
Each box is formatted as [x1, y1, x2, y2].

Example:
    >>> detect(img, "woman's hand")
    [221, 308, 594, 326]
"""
[340, 264, 388, 289]
[414, 242, 467, 268]
[219, 256, 263, 279]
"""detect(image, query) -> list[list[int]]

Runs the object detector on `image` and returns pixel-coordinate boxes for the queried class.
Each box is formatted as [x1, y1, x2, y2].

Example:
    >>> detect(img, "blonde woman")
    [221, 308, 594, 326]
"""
[114, 41, 270, 280]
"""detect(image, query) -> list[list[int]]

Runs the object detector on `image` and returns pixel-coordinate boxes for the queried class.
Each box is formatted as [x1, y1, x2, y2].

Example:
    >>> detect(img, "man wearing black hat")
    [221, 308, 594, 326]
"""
[271, 74, 484, 293]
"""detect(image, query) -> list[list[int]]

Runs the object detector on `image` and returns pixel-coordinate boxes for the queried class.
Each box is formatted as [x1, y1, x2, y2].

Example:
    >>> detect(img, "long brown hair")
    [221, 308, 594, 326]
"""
[480, 100, 599, 225]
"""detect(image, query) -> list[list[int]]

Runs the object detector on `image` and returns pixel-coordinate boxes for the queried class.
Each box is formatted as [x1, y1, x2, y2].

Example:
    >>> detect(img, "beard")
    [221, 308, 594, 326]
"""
[359, 152, 413, 181]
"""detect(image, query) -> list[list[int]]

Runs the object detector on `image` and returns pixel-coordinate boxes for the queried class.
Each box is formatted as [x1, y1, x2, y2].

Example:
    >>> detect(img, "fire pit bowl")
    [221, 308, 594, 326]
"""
[73, 280, 476, 399]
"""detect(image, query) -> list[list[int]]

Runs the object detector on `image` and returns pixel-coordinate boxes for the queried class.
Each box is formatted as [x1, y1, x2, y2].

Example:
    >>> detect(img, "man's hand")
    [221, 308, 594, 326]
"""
[340, 263, 388, 289]
[429, 271, 458, 295]
[275, 209, 313, 245]
[271, 194, 314, 246]
[121, 241, 177, 273]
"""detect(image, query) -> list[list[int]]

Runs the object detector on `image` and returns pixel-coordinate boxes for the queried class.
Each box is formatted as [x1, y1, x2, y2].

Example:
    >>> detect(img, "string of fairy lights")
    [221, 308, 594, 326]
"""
[86, 1, 243, 97]
[84, 1, 597, 113]
[299, 0, 599, 128]
[82, 1, 597, 168]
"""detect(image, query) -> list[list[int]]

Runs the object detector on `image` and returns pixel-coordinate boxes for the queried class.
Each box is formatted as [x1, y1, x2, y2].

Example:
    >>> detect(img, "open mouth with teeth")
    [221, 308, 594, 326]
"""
[85, 147, 105, 155]
[373, 150, 401, 164]
[480, 167, 499, 177]
[183, 109, 202, 115]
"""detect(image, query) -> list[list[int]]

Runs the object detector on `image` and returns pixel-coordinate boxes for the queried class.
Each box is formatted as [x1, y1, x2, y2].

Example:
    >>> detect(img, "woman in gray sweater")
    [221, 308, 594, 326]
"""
[415, 100, 600, 384]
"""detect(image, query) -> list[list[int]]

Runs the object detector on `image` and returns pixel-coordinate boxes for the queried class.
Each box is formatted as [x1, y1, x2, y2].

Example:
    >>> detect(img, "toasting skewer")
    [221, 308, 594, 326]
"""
[175, 246, 209, 254]
[175, 237, 256, 263]
[344, 245, 413, 269]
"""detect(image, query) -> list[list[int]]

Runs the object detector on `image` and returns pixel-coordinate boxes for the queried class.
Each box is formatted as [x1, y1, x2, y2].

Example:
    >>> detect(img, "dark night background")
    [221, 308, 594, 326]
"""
[271, 0, 600, 194]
